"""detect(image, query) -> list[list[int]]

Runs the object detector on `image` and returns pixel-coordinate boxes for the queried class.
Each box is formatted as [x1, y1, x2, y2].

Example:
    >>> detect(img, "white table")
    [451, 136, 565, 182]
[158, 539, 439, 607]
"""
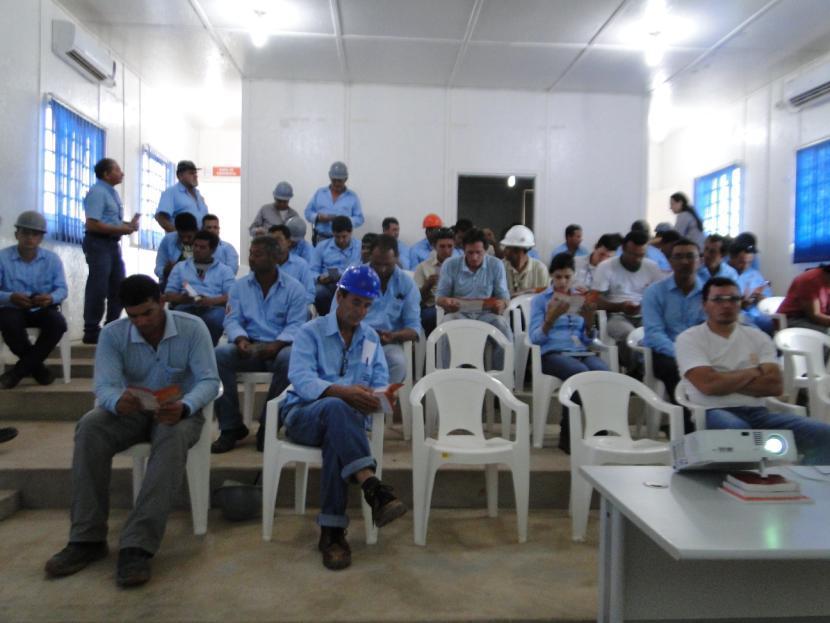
[582, 465, 830, 622]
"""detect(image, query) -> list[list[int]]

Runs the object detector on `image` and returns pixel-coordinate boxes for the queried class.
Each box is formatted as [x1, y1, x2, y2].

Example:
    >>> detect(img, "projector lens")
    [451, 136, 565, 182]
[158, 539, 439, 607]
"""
[764, 434, 786, 455]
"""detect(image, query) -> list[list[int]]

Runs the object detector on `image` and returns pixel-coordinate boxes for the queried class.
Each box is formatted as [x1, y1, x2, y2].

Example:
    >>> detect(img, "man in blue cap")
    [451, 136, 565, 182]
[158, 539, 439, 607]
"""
[155, 160, 208, 233]
[305, 161, 364, 245]
[280, 264, 406, 570]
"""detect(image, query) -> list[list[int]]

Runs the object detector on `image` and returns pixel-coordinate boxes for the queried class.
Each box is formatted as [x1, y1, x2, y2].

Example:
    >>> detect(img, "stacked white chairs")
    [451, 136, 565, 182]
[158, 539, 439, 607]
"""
[409, 368, 529, 546]
[120, 388, 221, 536]
[559, 371, 682, 541]
[774, 328, 830, 420]
[261, 387, 386, 544]
[425, 319, 514, 438]
[674, 378, 806, 430]
[625, 326, 664, 438]
[508, 294, 535, 391]
[0, 328, 72, 383]
[757, 296, 787, 332]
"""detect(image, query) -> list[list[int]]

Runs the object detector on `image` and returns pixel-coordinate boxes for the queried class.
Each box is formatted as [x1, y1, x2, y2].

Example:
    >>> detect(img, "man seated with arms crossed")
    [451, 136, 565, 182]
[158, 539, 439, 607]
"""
[778, 265, 830, 333]
[500, 225, 548, 297]
[281, 265, 406, 570]
[164, 230, 235, 345]
[268, 224, 316, 305]
[436, 227, 512, 367]
[413, 227, 455, 336]
[310, 215, 361, 315]
[676, 277, 830, 463]
[572, 233, 620, 292]
[155, 213, 198, 291]
[212, 236, 308, 454]
[202, 214, 239, 276]
[45, 275, 220, 587]
[641, 238, 706, 431]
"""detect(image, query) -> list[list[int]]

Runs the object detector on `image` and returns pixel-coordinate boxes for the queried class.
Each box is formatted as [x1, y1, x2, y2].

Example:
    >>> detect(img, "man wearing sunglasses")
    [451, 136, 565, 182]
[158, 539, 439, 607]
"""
[676, 277, 830, 463]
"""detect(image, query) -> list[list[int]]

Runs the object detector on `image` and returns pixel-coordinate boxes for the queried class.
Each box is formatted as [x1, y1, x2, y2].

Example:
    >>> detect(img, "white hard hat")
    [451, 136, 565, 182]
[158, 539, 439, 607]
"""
[500, 224, 535, 249]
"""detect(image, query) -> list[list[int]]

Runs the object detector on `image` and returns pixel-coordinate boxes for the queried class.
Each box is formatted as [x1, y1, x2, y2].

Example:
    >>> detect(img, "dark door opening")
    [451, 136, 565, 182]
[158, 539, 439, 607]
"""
[457, 175, 535, 239]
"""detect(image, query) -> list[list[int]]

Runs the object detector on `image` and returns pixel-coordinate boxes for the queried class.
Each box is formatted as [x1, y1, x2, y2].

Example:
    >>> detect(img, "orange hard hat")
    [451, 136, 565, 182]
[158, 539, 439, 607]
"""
[422, 213, 443, 228]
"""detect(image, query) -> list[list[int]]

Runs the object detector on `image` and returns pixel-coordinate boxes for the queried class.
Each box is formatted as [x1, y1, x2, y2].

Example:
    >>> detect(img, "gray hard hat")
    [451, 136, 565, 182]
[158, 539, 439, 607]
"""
[15, 211, 47, 233]
[213, 481, 262, 522]
[285, 216, 308, 241]
[273, 181, 293, 200]
[328, 161, 348, 180]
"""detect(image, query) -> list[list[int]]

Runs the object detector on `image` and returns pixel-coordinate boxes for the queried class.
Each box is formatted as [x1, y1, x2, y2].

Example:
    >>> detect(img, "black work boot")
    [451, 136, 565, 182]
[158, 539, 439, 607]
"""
[210, 424, 249, 454]
[362, 477, 407, 527]
[116, 547, 152, 588]
[318, 527, 351, 570]
[45, 541, 108, 578]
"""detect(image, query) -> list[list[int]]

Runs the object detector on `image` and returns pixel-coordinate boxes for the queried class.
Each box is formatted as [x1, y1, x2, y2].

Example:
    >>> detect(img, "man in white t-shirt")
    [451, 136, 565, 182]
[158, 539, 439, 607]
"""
[676, 277, 830, 465]
[591, 230, 664, 368]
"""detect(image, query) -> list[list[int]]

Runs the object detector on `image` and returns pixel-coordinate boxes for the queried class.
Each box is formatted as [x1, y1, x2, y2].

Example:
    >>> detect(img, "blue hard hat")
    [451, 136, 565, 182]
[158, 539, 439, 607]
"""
[329, 161, 348, 180]
[338, 265, 381, 299]
[273, 181, 293, 200]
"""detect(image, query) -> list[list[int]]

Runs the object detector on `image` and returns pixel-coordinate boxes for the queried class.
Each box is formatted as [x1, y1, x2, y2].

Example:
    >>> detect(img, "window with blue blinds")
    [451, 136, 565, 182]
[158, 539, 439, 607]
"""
[43, 98, 105, 244]
[694, 164, 742, 236]
[794, 139, 830, 263]
[138, 146, 174, 250]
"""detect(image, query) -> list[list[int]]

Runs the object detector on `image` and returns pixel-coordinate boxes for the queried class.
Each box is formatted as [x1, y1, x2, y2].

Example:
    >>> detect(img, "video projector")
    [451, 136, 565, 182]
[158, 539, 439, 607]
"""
[672, 429, 797, 472]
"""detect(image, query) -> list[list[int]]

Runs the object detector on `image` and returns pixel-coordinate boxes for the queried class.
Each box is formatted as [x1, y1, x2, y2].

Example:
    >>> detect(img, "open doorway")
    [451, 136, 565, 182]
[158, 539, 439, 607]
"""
[457, 175, 534, 239]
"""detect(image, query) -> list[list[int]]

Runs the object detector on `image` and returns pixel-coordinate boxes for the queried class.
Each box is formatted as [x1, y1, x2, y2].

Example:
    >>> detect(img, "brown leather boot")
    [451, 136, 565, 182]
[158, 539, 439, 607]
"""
[318, 527, 351, 571]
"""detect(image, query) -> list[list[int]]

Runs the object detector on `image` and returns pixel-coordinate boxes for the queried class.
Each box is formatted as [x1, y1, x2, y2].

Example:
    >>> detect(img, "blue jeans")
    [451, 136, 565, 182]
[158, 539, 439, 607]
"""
[314, 282, 338, 316]
[174, 304, 225, 345]
[706, 406, 830, 465]
[421, 306, 437, 337]
[82, 235, 125, 337]
[283, 398, 376, 528]
[542, 353, 609, 443]
[383, 343, 406, 384]
[214, 344, 292, 432]
[0, 306, 66, 376]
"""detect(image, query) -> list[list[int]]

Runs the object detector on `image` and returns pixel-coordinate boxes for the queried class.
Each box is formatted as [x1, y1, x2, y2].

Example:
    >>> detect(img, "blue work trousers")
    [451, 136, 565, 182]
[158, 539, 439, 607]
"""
[82, 235, 124, 338]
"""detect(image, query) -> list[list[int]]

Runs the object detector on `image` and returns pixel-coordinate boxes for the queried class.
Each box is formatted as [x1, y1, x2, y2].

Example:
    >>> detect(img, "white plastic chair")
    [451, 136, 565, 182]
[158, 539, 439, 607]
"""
[674, 378, 806, 430]
[425, 319, 514, 437]
[758, 296, 786, 331]
[120, 392, 220, 536]
[626, 326, 665, 438]
[0, 328, 71, 383]
[400, 329, 426, 441]
[559, 371, 683, 541]
[237, 372, 272, 428]
[509, 294, 535, 391]
[409, 368, 529, 546]
[593, 309, 621, 371]
[261, 388, 386, 544]
[774, 328, 830, 420]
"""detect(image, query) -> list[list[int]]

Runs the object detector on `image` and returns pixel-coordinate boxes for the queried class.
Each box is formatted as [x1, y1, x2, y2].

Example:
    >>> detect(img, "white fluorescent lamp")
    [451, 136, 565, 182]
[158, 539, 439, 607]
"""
[507, 175, 516, 188]
[250, 10, 268, 47]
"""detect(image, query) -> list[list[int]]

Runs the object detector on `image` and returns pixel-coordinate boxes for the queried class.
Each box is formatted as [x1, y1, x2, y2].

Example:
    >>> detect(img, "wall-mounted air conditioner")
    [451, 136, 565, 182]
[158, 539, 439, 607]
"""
[51, 20, 116, 87]
[783, 59, 830, 109]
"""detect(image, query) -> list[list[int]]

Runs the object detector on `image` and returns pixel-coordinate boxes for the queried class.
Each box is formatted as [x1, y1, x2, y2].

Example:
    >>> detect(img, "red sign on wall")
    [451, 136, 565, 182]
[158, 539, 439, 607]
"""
[212, 166, 241, 177]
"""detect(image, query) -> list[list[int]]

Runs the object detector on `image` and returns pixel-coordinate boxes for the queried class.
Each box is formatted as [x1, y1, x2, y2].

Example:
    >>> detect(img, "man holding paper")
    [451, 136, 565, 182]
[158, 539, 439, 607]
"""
[45, 275, 220, 587]
[281, 264, 406, 571]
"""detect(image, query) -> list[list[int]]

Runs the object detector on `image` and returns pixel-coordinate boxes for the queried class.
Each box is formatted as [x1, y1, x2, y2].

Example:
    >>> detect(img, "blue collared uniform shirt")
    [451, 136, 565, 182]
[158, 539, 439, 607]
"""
[278, 254, 316, 304]
[396, 240, 411, 270]
[550, 243, 589, 262]
[310, 238, 362, 278]
[697, 261, 739, 283]
[223, 270, 308, 344]
[94, 310, 220, 416]
[529, 287, 593, 354]
[83, 180, 123, 226]
[156, 182, 208, 227]
[283, 311, 389, 415]
[436, 254, 509, 301]
[165, 258, 236, 298]
[642, 276, 706, 357]
[0, 246, 67, 307]
[409, 238, 432, 267]
[735, 267, 773, 320]
[304, 187, 364, 237]
[155, 232, 189, 279]
[291, 239, 315, 265]
[214, 240, 239, 276]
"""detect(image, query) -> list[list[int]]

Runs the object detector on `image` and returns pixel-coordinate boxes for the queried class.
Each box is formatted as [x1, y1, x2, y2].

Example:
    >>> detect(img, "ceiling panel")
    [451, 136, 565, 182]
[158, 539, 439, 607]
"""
[222, 32, 343, 81]
[56, 0, 201, 27]
[344, 39, 460, 86]
[721, 0, 830, 52]
[472, 0, 621, 44]
[453, 43, 580, 90]
[200, 0, 334, 34]
[556, 46, 701, 94]
[340, 0, 475, 40]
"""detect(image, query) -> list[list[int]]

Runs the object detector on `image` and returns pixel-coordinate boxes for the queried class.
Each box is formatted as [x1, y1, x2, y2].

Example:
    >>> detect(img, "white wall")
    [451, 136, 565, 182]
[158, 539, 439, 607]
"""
[242, 80, 648, 263]
[649, 54, 830, 296]
[0, 0, 201, 335]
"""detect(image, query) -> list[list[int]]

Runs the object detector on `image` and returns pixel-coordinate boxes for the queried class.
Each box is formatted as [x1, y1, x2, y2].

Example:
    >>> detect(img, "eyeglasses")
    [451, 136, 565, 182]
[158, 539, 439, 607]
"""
[709, 295, 742, 304]
[671, 253, 699, 261]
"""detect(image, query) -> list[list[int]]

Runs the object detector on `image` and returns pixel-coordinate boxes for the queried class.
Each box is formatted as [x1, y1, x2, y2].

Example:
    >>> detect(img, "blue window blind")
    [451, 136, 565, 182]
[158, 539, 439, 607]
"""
[694, 165, 742, 236]
[138, 146, 174, 250]
[43, 98, 105, 244]
[794, 139, 830, 263]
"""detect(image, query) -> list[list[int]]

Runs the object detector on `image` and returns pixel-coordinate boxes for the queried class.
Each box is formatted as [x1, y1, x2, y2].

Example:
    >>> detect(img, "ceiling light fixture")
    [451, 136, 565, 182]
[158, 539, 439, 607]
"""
[507, 175, 516, 188]
[250, 10, 268, 48]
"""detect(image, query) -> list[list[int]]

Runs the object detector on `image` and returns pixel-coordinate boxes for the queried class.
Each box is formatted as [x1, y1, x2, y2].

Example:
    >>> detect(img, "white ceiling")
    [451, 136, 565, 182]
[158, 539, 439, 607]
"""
[57, 0, 830, 128]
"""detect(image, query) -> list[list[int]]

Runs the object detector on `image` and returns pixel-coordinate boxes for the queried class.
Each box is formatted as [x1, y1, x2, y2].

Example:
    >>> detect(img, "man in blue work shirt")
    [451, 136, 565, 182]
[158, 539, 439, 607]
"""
[549, 224, 589, 261]
[44, 275, 219, 588]
[381, 217, 410, 270]
[727, 238, 774, 334]
[642, 237, 706, 428]
[436, 228, 512, 367]
[0, 210, 68, 389]
[305, 161, 364, 245]
[164, 231, 235, 345]
[268, 225, 316, 305]
[202, 214, 239, 276]
[698, 234, 739, 282]
[311, 215, 362, 315]
[82, 158, 140, 344]
[285, 216, 315, 265]
[212, 236, 308, 453]
[409, 213, 444, 267]
[155, 160, 208, 233]
[280, 265, 406, 571]
[155, 213, 199, 291]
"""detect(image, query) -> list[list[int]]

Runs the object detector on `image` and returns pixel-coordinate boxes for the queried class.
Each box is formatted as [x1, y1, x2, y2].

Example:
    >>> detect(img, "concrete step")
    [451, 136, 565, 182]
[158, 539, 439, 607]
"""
[0, 490, 20, 520]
